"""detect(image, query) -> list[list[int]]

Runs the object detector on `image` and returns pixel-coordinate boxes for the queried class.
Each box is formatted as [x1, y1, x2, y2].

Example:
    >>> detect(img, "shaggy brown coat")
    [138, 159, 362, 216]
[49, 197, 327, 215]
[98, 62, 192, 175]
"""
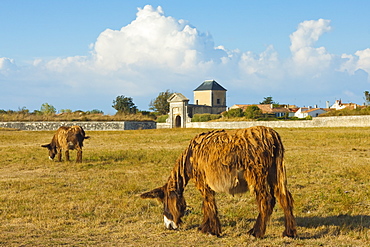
[41, 125, 89, 163]
[141, 126, 297, 238]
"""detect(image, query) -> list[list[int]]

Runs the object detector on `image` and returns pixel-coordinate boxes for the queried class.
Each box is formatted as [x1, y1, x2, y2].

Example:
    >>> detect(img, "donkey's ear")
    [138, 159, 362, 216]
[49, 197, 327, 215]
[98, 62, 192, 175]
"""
[141, 186, 165, 201]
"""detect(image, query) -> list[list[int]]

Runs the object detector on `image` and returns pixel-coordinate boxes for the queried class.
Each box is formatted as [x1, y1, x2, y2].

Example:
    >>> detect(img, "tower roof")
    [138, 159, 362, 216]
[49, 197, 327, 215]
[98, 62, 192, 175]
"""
[194, 80, 227, 91]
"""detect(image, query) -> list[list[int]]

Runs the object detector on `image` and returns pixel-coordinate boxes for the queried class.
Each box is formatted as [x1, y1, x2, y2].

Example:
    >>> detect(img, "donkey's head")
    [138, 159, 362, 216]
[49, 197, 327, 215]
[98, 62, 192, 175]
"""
[41, 143, 57, 160]
[141, 183, 186, 230]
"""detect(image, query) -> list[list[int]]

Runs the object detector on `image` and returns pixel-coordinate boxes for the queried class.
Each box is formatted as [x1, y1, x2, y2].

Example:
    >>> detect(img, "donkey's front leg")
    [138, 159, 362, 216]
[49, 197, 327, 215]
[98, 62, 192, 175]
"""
[65, 150, 70, 161]
[57, 148, 62, 162]
[198, 186, 221, 236]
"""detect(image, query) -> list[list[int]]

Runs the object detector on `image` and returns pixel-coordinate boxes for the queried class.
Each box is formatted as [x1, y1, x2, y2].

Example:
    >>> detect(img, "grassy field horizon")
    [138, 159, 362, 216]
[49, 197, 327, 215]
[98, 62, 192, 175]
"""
[0, 127, 369, 246]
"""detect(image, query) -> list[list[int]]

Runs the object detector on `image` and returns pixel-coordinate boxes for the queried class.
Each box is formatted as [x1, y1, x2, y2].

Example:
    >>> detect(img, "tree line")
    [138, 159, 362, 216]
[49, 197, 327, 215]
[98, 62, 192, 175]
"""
[112, 89, 172, 116]
[0, 90, 173, 120]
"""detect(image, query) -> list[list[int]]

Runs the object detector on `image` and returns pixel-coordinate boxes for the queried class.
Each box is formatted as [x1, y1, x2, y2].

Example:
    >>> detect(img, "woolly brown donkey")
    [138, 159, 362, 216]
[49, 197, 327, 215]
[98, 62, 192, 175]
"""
[41, 125, 89, 163]
[141, 126, 297, 238]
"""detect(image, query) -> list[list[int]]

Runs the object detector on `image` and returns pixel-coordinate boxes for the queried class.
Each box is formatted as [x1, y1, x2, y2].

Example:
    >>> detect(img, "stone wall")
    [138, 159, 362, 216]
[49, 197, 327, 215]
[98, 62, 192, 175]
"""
[2, 116, 370, 131]
[0, 121, 156, 131]
[157, 115, 370, 129]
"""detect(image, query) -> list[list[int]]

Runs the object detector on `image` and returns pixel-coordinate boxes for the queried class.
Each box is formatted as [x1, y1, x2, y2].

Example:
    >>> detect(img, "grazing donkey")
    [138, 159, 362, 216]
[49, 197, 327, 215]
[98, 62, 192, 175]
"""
[141, 126, 297, 238]
[42, 125, 89, 163]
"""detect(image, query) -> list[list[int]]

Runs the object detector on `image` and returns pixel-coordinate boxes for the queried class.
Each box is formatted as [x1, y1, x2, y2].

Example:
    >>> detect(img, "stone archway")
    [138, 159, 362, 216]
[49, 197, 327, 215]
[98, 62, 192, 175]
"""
[175, 115, 181, 128]
[167, 93, 189, 128]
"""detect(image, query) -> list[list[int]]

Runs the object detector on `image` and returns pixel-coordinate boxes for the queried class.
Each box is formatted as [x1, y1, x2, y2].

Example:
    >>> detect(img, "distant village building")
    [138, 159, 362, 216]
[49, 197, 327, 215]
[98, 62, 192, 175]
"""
[330, 100, 360, 110]
[294, 107, 327, 118]
[229, 104, 295, 118]
[167, 80, 227, 128]
[166, 82, 360, 128]
[230, 104, 328, 119]
[192, 80, 227, 114]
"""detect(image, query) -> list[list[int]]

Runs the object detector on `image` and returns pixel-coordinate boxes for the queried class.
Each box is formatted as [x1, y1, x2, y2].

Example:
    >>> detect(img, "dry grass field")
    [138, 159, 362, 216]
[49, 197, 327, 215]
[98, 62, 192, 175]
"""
[0, 127, 369, 246]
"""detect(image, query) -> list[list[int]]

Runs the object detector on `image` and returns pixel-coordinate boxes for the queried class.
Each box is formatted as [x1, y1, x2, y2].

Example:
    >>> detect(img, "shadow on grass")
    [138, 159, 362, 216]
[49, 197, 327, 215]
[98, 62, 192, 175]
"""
[85, 154, 126, 163]
[171, 215, 369, 239]
[295, 214, 370, 239]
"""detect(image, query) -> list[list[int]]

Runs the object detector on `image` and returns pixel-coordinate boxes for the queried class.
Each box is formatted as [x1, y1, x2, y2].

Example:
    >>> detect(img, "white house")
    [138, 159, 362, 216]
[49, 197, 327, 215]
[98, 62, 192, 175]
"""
[295, 107, 327, 118]
[330, 100, 360, 110]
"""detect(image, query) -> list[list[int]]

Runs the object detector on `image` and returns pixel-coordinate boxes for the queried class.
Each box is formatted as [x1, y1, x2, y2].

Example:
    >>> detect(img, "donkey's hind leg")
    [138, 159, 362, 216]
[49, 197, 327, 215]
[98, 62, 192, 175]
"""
[276, 189, 297, 238]
[248, 184, 276, 238]
[76, 147, 82, 163]
[197, 185, 221, 236]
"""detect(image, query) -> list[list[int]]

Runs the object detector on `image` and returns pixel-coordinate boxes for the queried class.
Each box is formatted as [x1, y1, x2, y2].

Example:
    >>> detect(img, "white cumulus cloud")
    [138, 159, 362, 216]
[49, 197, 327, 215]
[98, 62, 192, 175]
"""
[0, 57, 17, 73]
[91, 5, 226, 72]
[289, 19, 333, 76]
[290, 19, 332, 52]
[340, 48, 370, 79]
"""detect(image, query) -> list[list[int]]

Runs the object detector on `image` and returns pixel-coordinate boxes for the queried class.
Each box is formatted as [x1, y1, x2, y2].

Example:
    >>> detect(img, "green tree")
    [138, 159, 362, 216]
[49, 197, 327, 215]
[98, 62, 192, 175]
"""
[244, 105, 262, 119]
[60, 109, 72, 114]
[40, 103, 56, 115]
[222, 108, 244, 118]
[87, 109, 104, 114]
[260, 96, 275, 104]
[149, 90, 172, 115]
[112, 95, 137, 114]
[17, 106, 29, 114]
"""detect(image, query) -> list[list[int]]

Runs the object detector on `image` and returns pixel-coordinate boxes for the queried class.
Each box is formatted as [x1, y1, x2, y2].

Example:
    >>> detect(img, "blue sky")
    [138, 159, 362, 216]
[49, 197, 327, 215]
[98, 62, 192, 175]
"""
[1, 1, 370, 114]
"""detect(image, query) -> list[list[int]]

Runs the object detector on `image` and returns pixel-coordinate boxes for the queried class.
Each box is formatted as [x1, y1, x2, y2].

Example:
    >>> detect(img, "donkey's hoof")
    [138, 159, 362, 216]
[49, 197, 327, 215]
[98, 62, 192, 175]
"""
[283, 229, 298, 238]
[198, 225, 221, 237]
[248, 228, 264, 238]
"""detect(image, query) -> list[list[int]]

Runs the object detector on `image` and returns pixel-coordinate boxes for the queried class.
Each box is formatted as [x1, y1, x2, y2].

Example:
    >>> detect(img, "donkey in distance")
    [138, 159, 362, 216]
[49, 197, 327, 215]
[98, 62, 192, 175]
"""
[42, 125, 89, 163]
